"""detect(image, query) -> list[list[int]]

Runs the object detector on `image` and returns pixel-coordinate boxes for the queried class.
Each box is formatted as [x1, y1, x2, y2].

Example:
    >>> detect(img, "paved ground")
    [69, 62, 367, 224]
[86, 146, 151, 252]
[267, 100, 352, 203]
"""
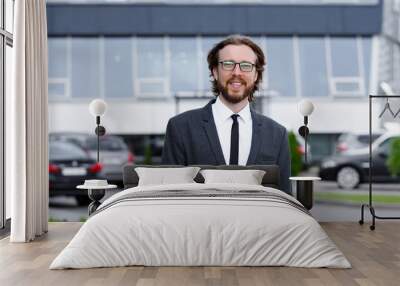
[314, 181, 400, 195]
[49, 189, 121, 221]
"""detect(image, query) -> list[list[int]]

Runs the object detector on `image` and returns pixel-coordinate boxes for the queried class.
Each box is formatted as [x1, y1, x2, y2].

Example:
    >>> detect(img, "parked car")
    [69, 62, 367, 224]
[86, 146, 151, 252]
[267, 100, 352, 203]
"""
[49, 132, 134, 185]
[319, 131, 400, 189]
[335, 132, 382, 154]
[49, 140, 103, 205]
[85, 135, 134, 184]
[133, 135, 165, 164]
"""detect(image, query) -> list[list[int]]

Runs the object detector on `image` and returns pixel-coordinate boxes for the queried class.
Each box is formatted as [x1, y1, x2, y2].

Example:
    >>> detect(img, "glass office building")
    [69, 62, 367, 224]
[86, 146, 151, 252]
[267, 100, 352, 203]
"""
[47, 0, 393, 162]
[49, 36, 372, 100]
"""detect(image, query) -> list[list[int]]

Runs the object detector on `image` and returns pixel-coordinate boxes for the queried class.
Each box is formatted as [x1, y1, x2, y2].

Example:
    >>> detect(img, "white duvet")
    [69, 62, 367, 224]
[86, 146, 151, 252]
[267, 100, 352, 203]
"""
[50, 183, 351, 269]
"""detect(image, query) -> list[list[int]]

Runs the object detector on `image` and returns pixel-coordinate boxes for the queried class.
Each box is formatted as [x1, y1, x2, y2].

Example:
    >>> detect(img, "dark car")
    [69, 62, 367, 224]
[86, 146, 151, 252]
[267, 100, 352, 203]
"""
[85, 135, 134, 184]
[319, 132, 400, 189]
[49, 133, 134, 185]
[49, 140, 103, 205]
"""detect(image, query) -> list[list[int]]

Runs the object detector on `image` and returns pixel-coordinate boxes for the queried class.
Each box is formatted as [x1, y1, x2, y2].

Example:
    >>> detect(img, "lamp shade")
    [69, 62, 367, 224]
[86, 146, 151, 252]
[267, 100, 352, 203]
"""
[89, 99, 107, 117]
[298, 99, 314, 116]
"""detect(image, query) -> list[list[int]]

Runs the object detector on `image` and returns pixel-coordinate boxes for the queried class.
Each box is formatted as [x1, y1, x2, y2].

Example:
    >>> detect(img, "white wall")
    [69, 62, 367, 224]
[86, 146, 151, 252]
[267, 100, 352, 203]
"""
[49, 98, 383, 135]
[268, 100, 382, 134]
[49, 102, 176, 134]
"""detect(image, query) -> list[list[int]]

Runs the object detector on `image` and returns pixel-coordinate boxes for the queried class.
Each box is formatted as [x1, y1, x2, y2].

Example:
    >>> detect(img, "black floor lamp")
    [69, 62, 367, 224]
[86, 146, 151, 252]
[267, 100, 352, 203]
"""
[89, 99, 107, 163]
[84, 99, 109, 215]
[290, 99, 320, 210]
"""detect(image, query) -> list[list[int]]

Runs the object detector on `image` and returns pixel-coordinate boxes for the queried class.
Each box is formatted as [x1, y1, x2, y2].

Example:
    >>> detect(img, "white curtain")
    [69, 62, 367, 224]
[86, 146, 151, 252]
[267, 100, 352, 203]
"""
[9, 0, 48, 242]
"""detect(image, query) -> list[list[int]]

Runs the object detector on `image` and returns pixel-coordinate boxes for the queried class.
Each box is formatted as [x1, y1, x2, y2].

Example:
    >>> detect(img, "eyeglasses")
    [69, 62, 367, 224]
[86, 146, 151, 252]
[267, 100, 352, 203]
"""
[219, 60, 255, 72]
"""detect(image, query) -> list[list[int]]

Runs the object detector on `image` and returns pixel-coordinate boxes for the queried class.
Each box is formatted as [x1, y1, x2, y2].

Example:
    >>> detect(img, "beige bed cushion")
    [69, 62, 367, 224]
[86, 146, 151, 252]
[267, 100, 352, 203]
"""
[200, 169, 266, 185]
[135, 167, 201, 186]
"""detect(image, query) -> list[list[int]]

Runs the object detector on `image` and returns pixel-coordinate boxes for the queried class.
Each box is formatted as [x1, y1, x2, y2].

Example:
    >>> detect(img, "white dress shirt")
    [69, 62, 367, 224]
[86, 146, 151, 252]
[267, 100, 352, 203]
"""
[212, 97, 253, 165]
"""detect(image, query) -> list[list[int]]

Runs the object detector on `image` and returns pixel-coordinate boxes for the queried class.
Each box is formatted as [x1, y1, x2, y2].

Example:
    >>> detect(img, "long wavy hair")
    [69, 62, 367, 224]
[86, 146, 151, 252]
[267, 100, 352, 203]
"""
[207, 35, 265, 102]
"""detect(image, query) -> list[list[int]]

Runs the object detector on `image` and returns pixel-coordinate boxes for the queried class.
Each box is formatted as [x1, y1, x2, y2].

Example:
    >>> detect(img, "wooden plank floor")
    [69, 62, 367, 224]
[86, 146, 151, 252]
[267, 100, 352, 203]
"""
[0, 222, 399, 286]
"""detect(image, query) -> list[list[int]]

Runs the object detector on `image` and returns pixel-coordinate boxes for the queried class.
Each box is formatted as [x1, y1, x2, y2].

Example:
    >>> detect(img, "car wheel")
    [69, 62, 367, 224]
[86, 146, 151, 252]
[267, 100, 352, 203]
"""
[337, 166, 361, 189]
[76, 196, 91, 206]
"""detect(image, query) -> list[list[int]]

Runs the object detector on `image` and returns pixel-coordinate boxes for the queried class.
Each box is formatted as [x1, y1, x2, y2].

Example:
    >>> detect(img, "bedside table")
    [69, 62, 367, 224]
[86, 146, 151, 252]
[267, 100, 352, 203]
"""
[76, 184, 117, 215]
[289, 176, 321, 210]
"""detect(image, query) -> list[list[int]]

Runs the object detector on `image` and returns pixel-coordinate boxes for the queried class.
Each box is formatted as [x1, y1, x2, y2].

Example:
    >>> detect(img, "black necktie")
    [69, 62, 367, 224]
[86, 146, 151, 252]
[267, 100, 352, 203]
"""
[230, 114, 239, 165]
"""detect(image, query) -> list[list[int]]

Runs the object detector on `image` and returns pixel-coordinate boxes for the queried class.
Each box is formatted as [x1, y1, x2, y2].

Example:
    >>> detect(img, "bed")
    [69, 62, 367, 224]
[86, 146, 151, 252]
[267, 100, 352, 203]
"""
[50, 165, 351, 269]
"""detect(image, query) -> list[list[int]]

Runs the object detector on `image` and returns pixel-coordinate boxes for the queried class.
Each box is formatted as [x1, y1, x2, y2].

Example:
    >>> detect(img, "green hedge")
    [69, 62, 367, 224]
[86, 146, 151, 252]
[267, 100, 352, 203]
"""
[387, 138, 400, 177]
[288, 131, 303, 176]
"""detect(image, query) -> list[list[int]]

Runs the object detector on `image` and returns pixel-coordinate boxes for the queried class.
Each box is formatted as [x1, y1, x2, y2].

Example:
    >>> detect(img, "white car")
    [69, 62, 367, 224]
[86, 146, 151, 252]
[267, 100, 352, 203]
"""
[320, 131, 400, 189]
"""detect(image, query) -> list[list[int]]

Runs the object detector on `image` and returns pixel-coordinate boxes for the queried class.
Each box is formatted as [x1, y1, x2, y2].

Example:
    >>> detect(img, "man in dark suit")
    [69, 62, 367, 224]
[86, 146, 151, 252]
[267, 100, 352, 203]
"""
[162, 35, 292, 194]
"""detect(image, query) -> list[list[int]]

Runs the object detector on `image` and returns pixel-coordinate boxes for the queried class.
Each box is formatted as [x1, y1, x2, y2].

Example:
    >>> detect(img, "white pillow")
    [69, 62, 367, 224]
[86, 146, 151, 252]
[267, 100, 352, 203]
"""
[135, 167, 201, 186]
[200, 169, 266, 185]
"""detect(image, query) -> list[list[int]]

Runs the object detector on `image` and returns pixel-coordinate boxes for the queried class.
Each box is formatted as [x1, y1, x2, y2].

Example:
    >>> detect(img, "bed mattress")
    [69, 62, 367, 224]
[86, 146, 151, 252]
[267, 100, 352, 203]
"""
[50, 183, 351, 269]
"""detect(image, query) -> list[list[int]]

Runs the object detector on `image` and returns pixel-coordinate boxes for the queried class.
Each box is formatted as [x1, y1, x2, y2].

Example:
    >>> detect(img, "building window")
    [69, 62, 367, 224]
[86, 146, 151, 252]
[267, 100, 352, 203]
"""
[394, 0, 400, 13]
[298, 37, 329, 97]
[328, 37, 365, 96]
[169, 37, 199, 95]
[1, 0, 14, 230]
[104, 38, 133, 98]
[49, 80, 67, 98]
[135, 37, 168, 97]
[265, 37, 296, 97]
[362, 37, 372, 94]
[48, 38, 68, 99]
[71, 38, 100, 99]
[48, 38, 68, 78]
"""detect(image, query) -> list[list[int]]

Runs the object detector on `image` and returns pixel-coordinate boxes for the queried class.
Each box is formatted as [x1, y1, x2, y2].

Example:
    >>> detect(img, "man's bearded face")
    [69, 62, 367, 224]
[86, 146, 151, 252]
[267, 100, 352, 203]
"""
[213, 44, 258, 104]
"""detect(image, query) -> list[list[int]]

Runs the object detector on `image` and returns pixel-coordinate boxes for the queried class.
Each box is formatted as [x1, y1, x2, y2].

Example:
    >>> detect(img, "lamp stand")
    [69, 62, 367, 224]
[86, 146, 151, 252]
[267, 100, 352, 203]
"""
[94, 116, 106, 163]
[96, 116, 100, 163]
[298, 116, 309, 166]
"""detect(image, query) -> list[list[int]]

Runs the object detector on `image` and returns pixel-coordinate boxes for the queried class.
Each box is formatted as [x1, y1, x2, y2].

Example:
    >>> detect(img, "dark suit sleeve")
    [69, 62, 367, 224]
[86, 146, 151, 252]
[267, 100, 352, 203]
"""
[278, 129, 292, 195]
[162, 118, 186, 165]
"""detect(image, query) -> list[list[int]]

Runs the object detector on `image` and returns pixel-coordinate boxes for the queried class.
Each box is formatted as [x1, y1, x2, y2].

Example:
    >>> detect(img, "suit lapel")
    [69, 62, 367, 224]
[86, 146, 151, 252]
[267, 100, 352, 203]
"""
[201, 99, 226, 165]
[246, 109, 263, 165]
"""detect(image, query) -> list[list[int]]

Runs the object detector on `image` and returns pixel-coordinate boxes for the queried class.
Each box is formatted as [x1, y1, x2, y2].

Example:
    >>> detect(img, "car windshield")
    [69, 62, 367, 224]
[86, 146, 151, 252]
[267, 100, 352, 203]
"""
[358, 134, 381, 144]
[378, 136, 400, 154]
[85, 137, 127, 151]
[50, 141, 88, 160]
